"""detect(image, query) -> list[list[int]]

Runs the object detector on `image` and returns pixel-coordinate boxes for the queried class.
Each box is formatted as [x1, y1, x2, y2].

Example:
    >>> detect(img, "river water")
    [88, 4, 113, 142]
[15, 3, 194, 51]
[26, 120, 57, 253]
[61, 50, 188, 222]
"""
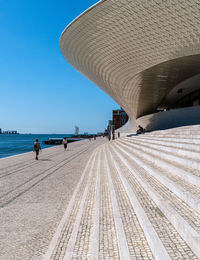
[0, 134, 72, 159]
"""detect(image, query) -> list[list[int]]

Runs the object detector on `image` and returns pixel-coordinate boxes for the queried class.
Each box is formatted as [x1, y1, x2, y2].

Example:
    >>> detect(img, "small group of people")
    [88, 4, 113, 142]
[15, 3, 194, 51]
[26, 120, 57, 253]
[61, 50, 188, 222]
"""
[33, 137, 68, 160]
[89, 135, 98, 141]
[107, 131, 120, 141]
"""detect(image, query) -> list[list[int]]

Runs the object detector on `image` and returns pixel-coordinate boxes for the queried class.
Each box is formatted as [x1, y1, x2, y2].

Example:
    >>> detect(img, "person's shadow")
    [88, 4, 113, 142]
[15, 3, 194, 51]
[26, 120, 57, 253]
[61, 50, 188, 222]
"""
[127, 134, 138, 137]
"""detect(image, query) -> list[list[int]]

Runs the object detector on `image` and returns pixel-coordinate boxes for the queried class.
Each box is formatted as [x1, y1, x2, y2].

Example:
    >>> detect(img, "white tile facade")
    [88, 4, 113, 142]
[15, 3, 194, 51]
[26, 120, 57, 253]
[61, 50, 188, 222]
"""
[60, 0, 200, 121]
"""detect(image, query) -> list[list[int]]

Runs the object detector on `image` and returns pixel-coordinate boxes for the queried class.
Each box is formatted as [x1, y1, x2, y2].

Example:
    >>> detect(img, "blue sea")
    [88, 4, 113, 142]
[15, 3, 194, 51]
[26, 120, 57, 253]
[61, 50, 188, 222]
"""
[0, 134, 72, 159]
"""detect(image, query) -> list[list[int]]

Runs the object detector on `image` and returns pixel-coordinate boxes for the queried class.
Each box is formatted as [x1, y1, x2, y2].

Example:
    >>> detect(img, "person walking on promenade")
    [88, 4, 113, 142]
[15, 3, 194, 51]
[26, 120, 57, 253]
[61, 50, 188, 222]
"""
[112, 131, 115, 140]
[62, 137, 68, 151]
[33, 138, 41, 160]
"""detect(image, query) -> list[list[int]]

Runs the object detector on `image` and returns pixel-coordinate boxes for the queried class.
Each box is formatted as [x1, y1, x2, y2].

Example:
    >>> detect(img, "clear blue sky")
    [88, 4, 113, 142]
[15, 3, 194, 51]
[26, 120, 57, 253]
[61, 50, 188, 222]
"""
[0, 0, 119, 134]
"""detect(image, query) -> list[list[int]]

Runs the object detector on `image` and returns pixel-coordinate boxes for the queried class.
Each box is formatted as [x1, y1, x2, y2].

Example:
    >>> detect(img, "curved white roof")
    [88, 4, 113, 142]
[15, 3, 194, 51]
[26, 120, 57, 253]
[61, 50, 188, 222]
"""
[60, 0, 200, 120]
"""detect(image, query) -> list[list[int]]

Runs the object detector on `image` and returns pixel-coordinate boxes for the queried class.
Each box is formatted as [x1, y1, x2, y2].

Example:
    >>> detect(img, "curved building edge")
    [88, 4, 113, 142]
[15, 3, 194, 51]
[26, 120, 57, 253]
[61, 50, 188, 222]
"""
[60, 0, 200, 133]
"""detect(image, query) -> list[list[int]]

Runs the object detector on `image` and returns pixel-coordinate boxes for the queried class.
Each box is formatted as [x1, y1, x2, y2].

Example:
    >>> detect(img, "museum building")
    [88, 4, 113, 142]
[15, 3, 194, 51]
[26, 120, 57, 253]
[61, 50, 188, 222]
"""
[60, 0, 200, 132]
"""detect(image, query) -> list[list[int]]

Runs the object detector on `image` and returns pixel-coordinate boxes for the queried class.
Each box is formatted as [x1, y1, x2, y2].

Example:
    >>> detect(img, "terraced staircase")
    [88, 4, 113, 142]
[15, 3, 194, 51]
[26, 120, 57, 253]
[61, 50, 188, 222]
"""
[43, 126, 200, 259]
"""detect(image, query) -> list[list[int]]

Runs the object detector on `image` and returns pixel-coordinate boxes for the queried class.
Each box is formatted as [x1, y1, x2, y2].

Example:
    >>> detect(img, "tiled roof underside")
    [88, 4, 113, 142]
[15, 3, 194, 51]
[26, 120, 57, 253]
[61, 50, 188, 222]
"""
[60, 0, 200, 119]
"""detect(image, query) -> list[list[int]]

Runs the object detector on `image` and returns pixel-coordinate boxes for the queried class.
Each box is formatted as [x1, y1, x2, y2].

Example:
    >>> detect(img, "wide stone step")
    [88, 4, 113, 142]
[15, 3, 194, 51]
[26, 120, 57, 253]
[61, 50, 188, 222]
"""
[111, 143, 200, 232]
[108, 143, 200, 259]
[144, 133, 200, 140]
[148, 125, 200, 133]
[125, 136, 200, 152]
[124, 136, 200, 161]
[147, 130, 200, 135]
[103, 146, 153, 259]
[145, 125, 200, 136]
[135, 134, 200, 144]
[105, 145, 169, 259]
[119, 138, 200, 175]
[114, 140, 200, 213]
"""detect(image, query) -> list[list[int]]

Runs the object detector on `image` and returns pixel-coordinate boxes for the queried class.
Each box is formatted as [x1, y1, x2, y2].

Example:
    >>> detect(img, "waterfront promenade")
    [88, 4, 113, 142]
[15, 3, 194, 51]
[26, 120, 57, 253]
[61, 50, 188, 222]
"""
[0, 138, 106, 260]
[1, 127, 200, 259]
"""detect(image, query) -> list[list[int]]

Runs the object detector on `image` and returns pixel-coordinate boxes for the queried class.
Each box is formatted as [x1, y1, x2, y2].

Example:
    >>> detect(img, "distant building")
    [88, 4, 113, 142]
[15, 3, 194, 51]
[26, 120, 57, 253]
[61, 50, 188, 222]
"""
[112, 109, 128, 130]
[74, 126, 79, 136]
[107, 120, 113, 133]
[1, 130, 18, 134]
[106, 109, 128, 137]
[106, 120, 113, 140]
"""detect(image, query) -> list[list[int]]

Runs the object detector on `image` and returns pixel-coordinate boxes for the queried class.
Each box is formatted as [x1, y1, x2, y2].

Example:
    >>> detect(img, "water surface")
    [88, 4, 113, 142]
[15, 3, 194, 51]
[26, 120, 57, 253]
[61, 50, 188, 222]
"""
[0, 134, 71, 159]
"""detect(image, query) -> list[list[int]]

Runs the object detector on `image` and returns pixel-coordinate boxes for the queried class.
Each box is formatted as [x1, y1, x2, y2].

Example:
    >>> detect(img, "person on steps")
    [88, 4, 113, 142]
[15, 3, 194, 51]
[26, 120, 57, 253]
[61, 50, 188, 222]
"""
[137, 125, 145, 134]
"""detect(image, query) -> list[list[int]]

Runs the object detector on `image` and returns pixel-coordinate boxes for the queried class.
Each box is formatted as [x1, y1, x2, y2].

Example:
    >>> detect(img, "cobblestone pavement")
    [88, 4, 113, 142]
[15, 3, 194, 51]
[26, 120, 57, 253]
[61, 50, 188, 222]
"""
[0, 138, 106, 260]
[1, 129, 200, 259]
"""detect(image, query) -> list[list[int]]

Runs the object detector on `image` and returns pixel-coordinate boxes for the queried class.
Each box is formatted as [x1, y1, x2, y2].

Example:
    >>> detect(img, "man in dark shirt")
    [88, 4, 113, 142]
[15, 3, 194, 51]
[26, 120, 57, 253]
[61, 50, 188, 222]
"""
[33, 138, 41, 160]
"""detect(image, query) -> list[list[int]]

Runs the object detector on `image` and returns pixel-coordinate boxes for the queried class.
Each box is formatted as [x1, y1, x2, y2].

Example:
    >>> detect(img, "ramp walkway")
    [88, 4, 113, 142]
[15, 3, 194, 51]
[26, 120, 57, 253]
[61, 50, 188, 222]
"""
[0, 127, 200, 259]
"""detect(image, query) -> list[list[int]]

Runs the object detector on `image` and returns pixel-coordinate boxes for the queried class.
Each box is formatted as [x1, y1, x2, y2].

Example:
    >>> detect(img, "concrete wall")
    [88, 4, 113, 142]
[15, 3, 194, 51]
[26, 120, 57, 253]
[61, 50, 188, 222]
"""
[136, 106, 200, 132]
[115, 119, 137, 137]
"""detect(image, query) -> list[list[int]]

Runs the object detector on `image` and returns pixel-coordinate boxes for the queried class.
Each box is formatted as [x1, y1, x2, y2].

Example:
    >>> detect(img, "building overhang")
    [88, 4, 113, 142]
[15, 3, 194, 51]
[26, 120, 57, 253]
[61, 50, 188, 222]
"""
[60, 0, 200, 120]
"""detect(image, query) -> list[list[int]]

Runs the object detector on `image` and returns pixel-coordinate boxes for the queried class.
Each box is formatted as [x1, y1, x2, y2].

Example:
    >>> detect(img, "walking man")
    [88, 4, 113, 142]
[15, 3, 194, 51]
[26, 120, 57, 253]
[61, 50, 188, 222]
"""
[33, 138, 41, 160]
[62, 137, 68, 151]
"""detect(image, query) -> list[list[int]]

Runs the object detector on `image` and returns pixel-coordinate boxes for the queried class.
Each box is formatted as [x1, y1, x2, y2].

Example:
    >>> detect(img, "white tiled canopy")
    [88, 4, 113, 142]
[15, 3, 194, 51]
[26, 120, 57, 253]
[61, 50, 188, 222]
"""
[60, 0, 200, 120]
